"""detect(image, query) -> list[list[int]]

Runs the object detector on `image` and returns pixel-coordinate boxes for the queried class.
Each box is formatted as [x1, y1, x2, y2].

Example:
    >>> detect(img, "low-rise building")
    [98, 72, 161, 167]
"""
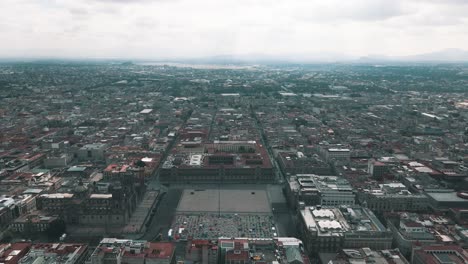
[317, 144, 351, 164]
[319, 248, 409, 264]
[385, 212, 463, 257]
[278, 152, 333, 177]
[86, 238, 175, 264]
[357, 182, 429, 212]
[44, 154, 73, 168]
[37, 164, 143, 227]
[160, 141, 274, 183]
[19, 243, 88, 264]
[425, 191, 468, 211]
[298, 206, 392, 254]
[36, 188, 134, 227]
[10, 211, 58, 233]
[0, 243, 31, 264]
[287, 175, 355, 208]
[412, 245, 468, 264]
[184, 240, 218, 264]
[367, 159, 389, 180]
[219, 237, 310, 264]
[76, 143, 107, 162]
[0, 194, 37, 228]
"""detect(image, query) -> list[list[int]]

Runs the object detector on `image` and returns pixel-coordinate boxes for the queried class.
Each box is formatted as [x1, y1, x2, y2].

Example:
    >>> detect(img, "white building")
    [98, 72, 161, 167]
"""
[325, 148, 350, 162]
[298, 206, 392, 254]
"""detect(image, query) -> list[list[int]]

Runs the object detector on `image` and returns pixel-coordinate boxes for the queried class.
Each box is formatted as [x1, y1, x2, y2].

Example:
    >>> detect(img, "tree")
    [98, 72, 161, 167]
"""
[46, 219, 66, 239]
[135, 160, 146, 168]
[0, 230, 13, 242]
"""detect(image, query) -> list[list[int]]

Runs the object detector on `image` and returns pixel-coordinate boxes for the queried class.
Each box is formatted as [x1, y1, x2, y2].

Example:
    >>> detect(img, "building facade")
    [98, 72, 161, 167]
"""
[298, 206, 392, 254]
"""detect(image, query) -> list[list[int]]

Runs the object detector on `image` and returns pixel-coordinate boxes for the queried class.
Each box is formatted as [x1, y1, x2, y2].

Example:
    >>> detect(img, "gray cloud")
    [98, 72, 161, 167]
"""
[0, 0, 468, 59]
[418, 0, 468, 4]
[287, 0, 408, 23]
[133, 17, 160, 29]
[69, 7, 89, 16]
[92, 0, 148, 3]
[64, 25, 87, 34]
[90, 0, 169, 4]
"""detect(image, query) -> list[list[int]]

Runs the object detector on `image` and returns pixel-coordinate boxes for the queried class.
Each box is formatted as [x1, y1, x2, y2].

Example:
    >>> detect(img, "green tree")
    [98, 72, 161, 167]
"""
[0, 230, 13, 242]
[46, 219, 66, 239]
[135, 160, 146, 168]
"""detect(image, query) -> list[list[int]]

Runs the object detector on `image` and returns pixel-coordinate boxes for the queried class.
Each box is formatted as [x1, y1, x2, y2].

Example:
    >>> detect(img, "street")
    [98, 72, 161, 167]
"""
[141, 188, 182, 241]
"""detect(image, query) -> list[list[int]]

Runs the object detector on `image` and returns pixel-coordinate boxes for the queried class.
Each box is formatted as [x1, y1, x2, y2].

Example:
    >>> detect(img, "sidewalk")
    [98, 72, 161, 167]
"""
[122, 190, 160, 234]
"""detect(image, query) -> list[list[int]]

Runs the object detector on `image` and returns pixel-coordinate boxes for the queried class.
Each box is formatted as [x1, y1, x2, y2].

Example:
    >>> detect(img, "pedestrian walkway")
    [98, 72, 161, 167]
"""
[122, 190, 160, 234]
[171, 213, 276, 240]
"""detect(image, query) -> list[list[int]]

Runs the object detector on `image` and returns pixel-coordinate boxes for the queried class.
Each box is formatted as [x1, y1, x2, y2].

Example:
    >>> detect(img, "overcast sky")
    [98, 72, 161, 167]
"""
[1, 0, 468, 59]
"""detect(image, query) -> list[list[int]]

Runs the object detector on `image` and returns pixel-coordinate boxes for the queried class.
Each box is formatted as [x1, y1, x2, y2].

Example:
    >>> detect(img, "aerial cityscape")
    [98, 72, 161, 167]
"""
[1, 61, 468, 264]
[1, 0, 468, 264]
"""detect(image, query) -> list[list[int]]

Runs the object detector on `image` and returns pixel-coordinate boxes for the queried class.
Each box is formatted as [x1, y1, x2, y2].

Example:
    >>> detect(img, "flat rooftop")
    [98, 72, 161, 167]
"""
[426, 192, 468, 202]
[300, 206, 387, 237]
[177, 189, 271, 214]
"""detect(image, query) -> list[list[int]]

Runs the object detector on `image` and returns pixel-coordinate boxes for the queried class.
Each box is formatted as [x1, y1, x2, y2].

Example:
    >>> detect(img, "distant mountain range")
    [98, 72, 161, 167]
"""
[177, 53, 351, 65]
[2, 49, 468, 64]
[181, 48, 468, 64]
[186, 52, 356, 64]
[358, 48, 468, 63]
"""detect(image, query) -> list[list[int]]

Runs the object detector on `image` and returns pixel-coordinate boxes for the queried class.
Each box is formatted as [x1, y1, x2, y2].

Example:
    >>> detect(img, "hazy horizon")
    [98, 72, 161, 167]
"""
[2, 0, 468, 60]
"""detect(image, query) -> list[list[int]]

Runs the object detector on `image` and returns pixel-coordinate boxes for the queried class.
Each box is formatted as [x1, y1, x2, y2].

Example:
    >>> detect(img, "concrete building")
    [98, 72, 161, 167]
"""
[76, 143, 107, 162]
[36, 185, 136, 227]
[37, 192, 130, 226]
[86, 238, 175, 264]
[278, 152, 333, 177]
[185, 240, 218, 264]
[367, 159, 389, 180]
[36, 162, 146, 228]
[326, 148, 350, 162]
[41, 139, 70, 151]
[425, 191, 468, 211]
[313, 176, 355, 207]
[0, 243, 31, 264]
[319, 146, 350, 164]
[0, 194, 37, 228]
[287, 175, 355, 208]
[298, 206, 392, 254]
[386, 212, 463, 258]
[160, 142, 274, 183]
[412, 245, 468, 264]
[19, 243, 88, 264]
[219, 237, 309, 264]
[0, 197, 18, 229]
[10, 211, 58, 233]
[44, 154, 73, 168]
[319, 248, 409, 264]
[64, 166, 92, 178]
[287, 175, 320, 208]
[357, 183, 429, 213]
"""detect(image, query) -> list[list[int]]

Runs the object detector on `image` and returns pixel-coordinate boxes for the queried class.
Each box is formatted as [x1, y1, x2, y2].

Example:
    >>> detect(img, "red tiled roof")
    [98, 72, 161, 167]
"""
[413, 245, 468, 264]
[0, 242, 31, 264]
[145, 242, 175, 259]
[226, 250, 249, 261]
